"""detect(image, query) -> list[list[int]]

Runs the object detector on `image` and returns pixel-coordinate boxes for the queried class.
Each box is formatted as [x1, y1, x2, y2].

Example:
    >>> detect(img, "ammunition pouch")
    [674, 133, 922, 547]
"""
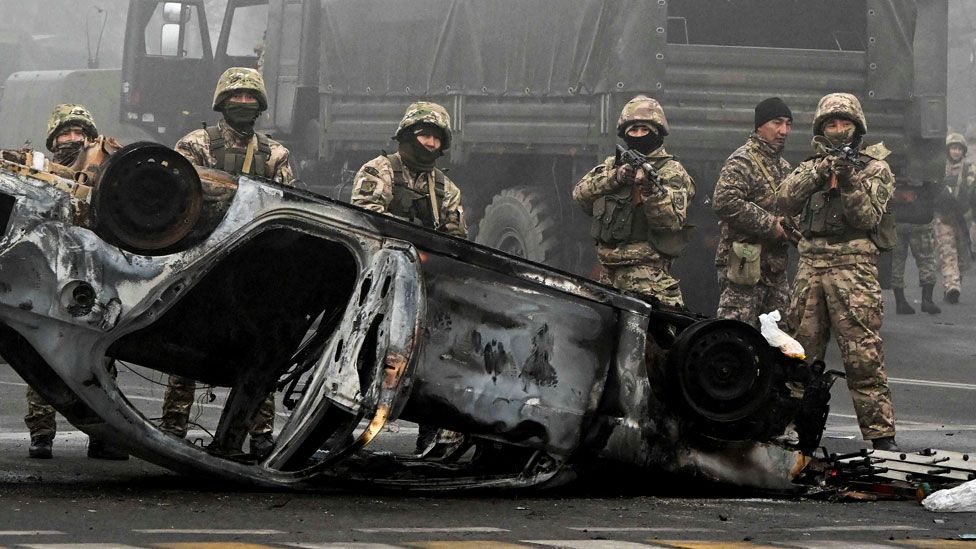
[800, 188, 845, 238]
[727, 242, 762, 286]
[868, 210, 896, 252]
[591, 187, 639, 246]
[891, 181, 935, 225]
[649, 226, 696, 258]
[386, 154, 446, 230]
[206, 126, 272, 179]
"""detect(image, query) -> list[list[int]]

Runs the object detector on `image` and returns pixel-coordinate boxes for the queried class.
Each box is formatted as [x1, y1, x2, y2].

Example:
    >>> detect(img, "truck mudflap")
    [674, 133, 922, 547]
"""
[0, 144, 834, 491]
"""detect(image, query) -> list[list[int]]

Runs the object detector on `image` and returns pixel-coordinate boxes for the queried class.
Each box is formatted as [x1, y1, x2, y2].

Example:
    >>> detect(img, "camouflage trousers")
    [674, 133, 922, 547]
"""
[890, 222, 937, 289]
[934, 216, 968, 293]
[715, 269, 790, 329]
[787, 259, 895, 441]
[160, 375, 275, 438]
[600, 261, 684, 307]
[25, 359, 118, 439]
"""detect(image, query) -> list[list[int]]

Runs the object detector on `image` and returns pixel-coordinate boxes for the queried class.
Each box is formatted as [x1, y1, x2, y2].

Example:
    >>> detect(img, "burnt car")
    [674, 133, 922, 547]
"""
[0, 144, 833, 491]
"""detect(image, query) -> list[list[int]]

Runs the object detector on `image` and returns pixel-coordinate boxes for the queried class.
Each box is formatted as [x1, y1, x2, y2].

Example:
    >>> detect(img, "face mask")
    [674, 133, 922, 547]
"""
[823, 126, 856, 148]
[623, 132, 663, 155]
[398, 135, 441, 172]
[53, 140, 84, 166]
[222, 102, 261, 133]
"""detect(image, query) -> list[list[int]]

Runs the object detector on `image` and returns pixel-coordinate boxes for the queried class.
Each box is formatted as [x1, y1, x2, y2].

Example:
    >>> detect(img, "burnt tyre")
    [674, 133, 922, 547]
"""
[475, 187, 566, 268]
[665, 319, 798, 442]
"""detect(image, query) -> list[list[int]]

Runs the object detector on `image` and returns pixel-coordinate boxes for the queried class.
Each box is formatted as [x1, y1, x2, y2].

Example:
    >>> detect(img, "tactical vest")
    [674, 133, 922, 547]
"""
[385, 154, 447, 230]
[590, 157, 693, 257]
[205, 125, 273, 178]
[799, 155, 896, 251]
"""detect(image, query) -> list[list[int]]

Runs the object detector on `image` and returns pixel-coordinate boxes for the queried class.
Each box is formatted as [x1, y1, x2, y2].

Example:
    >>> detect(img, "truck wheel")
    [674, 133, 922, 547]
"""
[475, 187, 564, 268]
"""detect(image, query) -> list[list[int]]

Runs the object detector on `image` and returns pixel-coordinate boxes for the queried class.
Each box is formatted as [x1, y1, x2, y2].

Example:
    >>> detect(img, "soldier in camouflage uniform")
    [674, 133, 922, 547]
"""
[573, 95, 696, 307]
[353, 102, 466, 453]
[777, 93, 899, 451]
[938, 133, 976, 304]
[890, 213, 940, 315]
[175, 67, 294, 185]
[713, 97, 795, 327]
[26, 105, 127, 460]
[163, 68, 289, 457]
[351, 101, 467, 238]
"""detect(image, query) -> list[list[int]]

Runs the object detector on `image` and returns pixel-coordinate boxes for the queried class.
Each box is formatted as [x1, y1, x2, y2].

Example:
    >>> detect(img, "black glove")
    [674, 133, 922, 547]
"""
[617, 164, 636, 187]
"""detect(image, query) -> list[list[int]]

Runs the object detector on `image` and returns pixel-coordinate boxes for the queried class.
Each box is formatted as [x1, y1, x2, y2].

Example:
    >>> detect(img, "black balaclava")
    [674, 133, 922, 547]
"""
[53, 140, 85, 166]
[623, 125, 663, 155]
[398, 125, 443, 172]
[222, 100, 262, 134]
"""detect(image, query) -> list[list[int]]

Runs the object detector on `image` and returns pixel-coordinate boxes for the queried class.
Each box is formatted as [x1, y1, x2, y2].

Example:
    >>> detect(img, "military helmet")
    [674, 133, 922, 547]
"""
[45, 104, 98, 152]
[616, 95, 670, 138]
[946, 132, 968, 154]
[393, 101, 452, 151]
[812, 92, 867, 136]
[212, 67, 268, 111]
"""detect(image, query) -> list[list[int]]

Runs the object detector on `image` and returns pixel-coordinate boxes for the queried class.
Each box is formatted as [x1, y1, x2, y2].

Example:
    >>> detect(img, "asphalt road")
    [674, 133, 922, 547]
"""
[1, 263, 975, 548]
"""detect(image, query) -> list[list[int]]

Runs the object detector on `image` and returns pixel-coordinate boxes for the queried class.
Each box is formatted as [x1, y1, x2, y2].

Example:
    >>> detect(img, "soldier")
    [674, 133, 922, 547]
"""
[162, 67, 294, 457]
[572, 95, 696, 307]
[938, 133, 976, 304]
[27, 104, 127, 460]
[351, 101, 467, 238]
[713, 97, 795, 327]
[777, 93, 899, 451]
[890, 204, 940, 315]
[352, 102, 466, 453]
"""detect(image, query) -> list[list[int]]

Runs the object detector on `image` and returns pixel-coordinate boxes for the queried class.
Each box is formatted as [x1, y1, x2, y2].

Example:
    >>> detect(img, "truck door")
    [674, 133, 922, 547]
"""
[122, 0, 214, 143]
[261, 0, 306, 134]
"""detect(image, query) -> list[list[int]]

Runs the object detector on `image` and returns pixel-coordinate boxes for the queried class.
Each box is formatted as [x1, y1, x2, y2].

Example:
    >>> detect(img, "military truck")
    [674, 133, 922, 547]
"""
[118, 0, 946, 312]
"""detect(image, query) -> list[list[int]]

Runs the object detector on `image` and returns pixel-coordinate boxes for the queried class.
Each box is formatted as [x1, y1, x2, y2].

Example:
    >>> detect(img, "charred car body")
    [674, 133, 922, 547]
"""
[0, 144, 833, 491]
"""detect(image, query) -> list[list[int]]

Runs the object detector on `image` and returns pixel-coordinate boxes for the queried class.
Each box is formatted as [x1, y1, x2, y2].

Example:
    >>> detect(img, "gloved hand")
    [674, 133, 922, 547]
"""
[831, 157, 855, 188]
[616, 164, 636, 187]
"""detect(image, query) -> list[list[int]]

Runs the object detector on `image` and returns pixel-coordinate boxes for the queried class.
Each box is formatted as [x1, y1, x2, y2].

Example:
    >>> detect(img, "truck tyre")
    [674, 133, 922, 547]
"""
[475, 187, 564, 268]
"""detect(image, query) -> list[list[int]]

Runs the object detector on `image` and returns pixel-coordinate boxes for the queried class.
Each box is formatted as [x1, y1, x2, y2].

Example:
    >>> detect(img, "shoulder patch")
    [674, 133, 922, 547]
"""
[861, 142, 891, 161]
[359, 179, 376, 193]
[363, 166, 380, 177]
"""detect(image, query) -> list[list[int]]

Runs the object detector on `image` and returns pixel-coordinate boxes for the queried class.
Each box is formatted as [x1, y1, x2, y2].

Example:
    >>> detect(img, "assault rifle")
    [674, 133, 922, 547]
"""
[616, 145, 666, 195]
[812, 136, 867, 189]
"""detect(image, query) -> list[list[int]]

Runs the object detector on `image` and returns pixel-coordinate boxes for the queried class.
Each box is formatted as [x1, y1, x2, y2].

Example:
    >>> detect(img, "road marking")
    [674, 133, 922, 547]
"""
[287, 544, 406, 549]
[786, 525, 925, 532]
[889, 377, 976, 391]
[653, 542, 781, 549]
[407, 543, 533, 549]
[0, 532, 65, 536]
[355, 528, 508, 534]
[527, 542, 670, 548]
[20, 545, 144, 549]
[567, 528, 718, 533]
[133, 529, 285, 535]
[896, 541, 976, 547]
[784, 542, 902, 549]
[155, 545, 281, 549]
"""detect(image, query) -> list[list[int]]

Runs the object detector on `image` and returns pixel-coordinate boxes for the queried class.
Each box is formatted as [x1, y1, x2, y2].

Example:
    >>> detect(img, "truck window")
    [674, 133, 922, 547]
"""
[143, 2, 206, 59]
[225, 4, 269, 59]
[667, 0, 867, 51]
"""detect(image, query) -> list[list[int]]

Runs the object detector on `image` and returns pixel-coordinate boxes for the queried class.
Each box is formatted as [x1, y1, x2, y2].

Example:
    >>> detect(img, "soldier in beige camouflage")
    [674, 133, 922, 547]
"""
[938, 133, 976, 304]
[25, 105, 128, 461]
[163, 67, 287, 458]
[352, 101, 467, 238]
[713, 97, 795, 327]
[175, 67, 294, 185]
[777, 92, 899, 451]
[573, 95, 696, 307]
[352, 101, 466, 453]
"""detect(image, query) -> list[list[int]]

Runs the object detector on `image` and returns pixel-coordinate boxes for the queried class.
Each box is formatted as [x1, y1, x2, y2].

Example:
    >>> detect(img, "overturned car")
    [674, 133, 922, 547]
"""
[0, 144, 834, 491]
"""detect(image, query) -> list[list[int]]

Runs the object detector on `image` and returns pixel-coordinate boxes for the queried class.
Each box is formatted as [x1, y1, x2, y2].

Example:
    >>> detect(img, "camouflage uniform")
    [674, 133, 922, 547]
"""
[175, 68, 294, 185]
[938, 133, 976, 301]
[573, 95, 696, 307]
[890, 223, 937, 290]
[163, 68, 284, 446]
[27, 106, 126, 459]
[713, 133, 793, 327]
[352, 102, 467, 238]
[777, 93, 896, 443]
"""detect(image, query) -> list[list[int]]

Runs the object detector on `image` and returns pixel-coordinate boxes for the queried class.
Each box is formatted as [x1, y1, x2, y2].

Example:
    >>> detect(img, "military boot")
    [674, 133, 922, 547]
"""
[249, 433, 275, 459]
[872, 436, 900, 452]
[28, 435, 53, 459]
[945, 288, 961, 304]
[893, 288, 915, 315]
[920, 284, 941, 314]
